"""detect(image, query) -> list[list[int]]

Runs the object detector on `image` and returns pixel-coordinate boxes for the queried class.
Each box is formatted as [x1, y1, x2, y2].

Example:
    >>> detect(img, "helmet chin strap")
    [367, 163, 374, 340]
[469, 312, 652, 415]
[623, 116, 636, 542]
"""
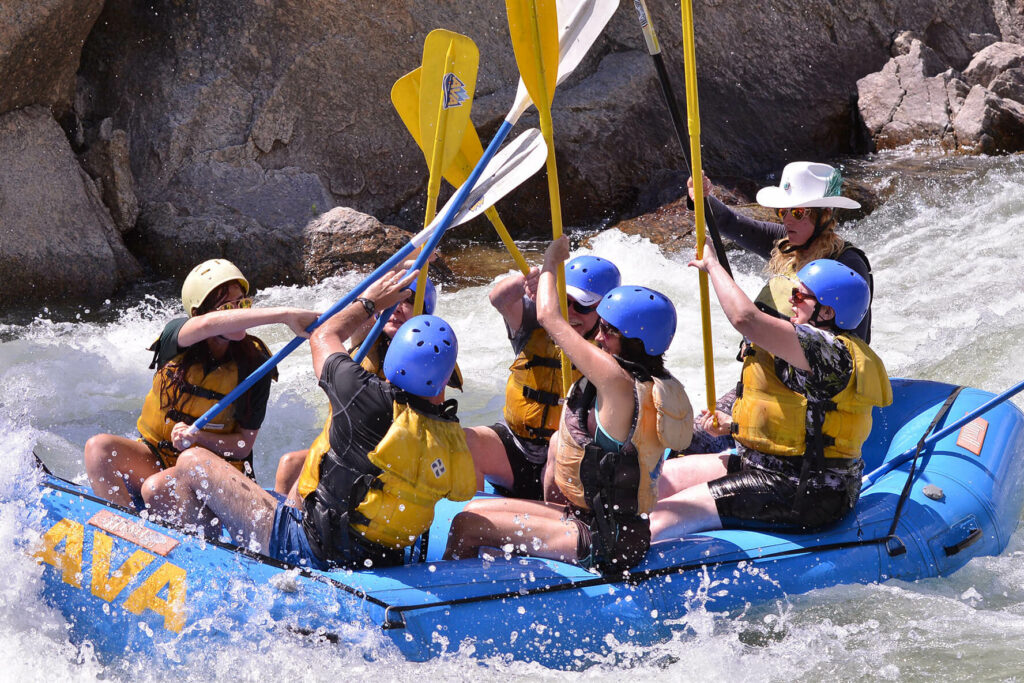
[583, 319, 600, 340]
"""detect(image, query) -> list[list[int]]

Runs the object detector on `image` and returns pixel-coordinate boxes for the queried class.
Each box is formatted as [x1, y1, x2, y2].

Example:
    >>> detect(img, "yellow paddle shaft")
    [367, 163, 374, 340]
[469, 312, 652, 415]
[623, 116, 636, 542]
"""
[414, 42, 458, 315]
[525, 0, 572, 395]
[680, 0, 717, 420]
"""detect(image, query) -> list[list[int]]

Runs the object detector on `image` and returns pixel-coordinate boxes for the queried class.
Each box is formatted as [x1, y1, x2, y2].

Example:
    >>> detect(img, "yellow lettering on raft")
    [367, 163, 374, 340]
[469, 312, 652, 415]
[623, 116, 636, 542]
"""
[122, 562, 187, 633]
[33, 518, 84, 588]
[90, 531, 155, 602]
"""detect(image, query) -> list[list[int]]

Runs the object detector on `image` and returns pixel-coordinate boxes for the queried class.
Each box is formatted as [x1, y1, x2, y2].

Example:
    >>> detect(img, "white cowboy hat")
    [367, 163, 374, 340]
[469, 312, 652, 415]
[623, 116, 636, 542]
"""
[755, 161, 861, 210]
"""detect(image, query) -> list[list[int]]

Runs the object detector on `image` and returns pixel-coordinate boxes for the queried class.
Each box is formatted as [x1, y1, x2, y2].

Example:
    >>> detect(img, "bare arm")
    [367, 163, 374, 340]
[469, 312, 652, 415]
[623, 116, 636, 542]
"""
[536, 237, 634, 441]
[690, 245, 810, 371]
[178, 307, 320, 348]
[489, 267, 539, 333]
[171, 423, 258, 460]
[310, 268, 418, 380]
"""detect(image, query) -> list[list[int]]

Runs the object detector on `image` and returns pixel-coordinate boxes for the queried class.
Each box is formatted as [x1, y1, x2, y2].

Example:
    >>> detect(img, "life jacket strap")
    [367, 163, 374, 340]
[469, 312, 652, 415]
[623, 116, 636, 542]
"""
[522, 386, 562, 406]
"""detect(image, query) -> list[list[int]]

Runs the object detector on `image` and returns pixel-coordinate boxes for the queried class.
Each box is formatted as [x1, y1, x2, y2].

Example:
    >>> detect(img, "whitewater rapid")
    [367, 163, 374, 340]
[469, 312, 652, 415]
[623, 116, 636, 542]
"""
[2, 151, 1024, 680]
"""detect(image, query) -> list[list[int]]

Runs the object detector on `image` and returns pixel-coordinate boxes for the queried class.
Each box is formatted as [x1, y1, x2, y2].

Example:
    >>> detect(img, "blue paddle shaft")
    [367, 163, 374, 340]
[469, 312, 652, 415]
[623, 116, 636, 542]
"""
[862, 378, 1024, 488]
[190, 118, 515, 433]
[352, 303, 398, 364]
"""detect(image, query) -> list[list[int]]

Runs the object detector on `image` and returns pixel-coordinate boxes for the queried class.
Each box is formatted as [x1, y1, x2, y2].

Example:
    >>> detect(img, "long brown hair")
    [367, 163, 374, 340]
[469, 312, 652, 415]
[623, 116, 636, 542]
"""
[766, 209, 847, 275]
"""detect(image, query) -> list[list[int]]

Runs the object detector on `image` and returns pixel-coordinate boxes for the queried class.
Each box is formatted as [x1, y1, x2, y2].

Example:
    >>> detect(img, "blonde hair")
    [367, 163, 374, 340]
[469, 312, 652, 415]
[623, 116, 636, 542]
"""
[766, 210, 847, 276]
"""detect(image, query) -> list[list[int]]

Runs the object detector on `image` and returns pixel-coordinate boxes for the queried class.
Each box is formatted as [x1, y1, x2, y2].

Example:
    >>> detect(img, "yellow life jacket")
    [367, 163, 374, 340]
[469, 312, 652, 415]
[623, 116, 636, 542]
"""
[348, 400, 477, 549]
[732, 334, 892, 463]
[504, 327, 582, 441]
[555, 372, 693, 515]
[136, 336, 272, 472]
[298, 341, 463, 497]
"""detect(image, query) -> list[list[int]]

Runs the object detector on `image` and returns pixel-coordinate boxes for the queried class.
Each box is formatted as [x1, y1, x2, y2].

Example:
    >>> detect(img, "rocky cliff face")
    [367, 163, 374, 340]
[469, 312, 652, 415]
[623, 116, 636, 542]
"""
[0, 0, 1021, 305]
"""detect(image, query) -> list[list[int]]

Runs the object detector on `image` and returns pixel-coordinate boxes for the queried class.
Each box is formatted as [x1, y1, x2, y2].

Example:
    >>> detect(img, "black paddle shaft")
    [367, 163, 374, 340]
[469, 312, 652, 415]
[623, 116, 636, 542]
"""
[648, 51, 732, 277]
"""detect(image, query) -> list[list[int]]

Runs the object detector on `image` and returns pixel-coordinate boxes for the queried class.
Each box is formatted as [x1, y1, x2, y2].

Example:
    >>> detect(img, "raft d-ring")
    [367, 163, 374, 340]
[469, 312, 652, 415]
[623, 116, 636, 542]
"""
[382, 606, 407, 630]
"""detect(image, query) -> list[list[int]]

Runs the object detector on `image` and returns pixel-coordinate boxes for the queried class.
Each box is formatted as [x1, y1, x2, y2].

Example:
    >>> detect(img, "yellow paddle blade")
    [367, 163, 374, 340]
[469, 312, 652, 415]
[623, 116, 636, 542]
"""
[506, 0, 559, 110]
[391, 68, 424, 147]
[419, 29, 479, 180]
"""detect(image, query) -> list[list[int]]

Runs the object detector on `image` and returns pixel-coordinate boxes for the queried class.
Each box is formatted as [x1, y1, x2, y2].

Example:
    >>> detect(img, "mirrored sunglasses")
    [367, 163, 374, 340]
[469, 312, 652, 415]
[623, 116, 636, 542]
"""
[776, 207, 810, 221]
[216, 297, 253, 312]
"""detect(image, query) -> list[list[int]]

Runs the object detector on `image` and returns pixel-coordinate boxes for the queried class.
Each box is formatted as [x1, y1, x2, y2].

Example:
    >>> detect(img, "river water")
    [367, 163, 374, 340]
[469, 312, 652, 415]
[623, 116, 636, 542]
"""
[1, 150, 1023, 680]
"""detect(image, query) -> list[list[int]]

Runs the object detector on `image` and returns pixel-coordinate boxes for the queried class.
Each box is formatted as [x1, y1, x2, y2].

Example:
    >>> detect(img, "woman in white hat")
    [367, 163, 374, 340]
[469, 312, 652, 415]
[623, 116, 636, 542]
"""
[689, 161, 872, 342]
[84, 259, 319, 509]
[684, 162, 874, 455]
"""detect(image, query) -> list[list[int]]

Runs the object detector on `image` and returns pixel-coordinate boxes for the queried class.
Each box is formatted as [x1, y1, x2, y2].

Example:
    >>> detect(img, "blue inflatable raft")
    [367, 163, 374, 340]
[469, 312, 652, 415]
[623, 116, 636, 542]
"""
[22, 378, 1024, 668]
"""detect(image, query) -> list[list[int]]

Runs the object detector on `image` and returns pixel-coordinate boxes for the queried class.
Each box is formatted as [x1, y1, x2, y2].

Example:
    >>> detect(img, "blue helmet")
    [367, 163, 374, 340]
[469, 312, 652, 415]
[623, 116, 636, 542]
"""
[565, 255, 621, 306]
[406, 276, 436, 315]
[796, 259, 870, 330]
[383, 315, 458, 396]
[596, 286, 677, 356]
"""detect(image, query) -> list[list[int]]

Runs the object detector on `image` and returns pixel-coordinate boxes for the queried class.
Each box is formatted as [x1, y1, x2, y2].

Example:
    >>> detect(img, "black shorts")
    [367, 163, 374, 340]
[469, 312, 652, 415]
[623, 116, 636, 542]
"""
[489, 422, 546, 501]
[708, 453, 858, 531]
[566, 505, 651, 574]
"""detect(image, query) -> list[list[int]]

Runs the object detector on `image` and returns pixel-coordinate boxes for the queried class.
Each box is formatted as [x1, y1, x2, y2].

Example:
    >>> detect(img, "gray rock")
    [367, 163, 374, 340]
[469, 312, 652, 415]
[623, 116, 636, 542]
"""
[989, 67, 1024, 103]
[962, 41, 1024, 87]
[0, 106, 140, 305]
[0, 0, 104, 117]
[991, 0, 1024, 44]
[302, 207, 413, 284]
[952, 83, 1024, 153]
[857, 40, 967, 149]
[80, 118, 139, 234]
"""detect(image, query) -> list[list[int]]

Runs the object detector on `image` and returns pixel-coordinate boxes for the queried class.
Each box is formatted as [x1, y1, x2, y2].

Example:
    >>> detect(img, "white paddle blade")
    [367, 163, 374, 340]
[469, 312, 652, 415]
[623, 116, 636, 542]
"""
[509, 0, 619, 122]
[451, 128, 547, 227]
[412, 128, 547, 248]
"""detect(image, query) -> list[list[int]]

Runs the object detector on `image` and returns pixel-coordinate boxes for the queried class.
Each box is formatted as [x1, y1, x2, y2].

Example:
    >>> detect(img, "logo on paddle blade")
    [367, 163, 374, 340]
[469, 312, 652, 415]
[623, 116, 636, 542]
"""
[442, 73, 468, 109]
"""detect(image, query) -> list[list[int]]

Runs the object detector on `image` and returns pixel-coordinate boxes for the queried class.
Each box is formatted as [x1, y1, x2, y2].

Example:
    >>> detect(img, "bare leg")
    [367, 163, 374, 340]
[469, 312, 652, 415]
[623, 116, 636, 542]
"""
[274, 449, 309, 494]
[143, 447, 278, 552]
[657, 452, 731, 498]
[542, 436, 566, 504]
[650, 483, 723, 540]
[648, 452, 730, 541]
[444, 497, 579, 563]
[463, 426, 514, 492]
[84, 434, 162, 506]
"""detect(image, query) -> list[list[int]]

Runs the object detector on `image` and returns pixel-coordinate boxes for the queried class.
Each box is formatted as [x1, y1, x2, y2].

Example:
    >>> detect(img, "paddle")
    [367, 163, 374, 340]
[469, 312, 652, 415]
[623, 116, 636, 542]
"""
[392, 67, 530, 276]
[356, 0, 617, 360]
[189, 1, 616, 431]
[413, 29, 479, 314]
[353, 128, 549, 365]
[677, 0, 719, 425]
[630, 0, 731, 277]
[188, 128, 548, 434]
[861, 378, 1024, 490]
[507, 0, 573, 394]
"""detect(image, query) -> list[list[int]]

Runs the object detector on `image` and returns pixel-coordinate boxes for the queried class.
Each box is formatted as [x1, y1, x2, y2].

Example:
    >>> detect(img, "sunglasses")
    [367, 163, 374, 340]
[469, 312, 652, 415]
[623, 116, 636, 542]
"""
[776, 207, 811, 221]
[569, 299, 597, 315]
[597, 319, 620, 337]
[216, 296, 253, 312]
[790, 288, 817, 305]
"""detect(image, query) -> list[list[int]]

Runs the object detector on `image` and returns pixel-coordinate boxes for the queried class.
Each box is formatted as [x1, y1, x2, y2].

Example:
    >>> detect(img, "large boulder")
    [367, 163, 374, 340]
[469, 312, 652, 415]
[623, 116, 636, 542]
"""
[0, 0, 104, 117]
[857, 39, 969, 149]
[70, 0, 1006, 268]
[0, 106, 140, 305]
[79, 118, 139, 234]
[962, 41, 1024, 86]
[302, 207, 412, 284]
[952, 83, 1024, 152]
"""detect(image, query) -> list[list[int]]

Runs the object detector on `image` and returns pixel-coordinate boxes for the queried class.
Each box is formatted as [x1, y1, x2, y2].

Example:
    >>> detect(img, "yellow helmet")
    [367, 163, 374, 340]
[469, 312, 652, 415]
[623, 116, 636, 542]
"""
[754, 275, 797, 320]
[181, 259, 249, 316]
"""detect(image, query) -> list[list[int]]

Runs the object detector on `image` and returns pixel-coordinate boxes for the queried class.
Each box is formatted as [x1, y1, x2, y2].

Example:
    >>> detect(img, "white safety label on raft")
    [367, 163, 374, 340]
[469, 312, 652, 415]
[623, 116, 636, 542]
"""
[956, 417, 988, 456]
[88, 510, 179, 556]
